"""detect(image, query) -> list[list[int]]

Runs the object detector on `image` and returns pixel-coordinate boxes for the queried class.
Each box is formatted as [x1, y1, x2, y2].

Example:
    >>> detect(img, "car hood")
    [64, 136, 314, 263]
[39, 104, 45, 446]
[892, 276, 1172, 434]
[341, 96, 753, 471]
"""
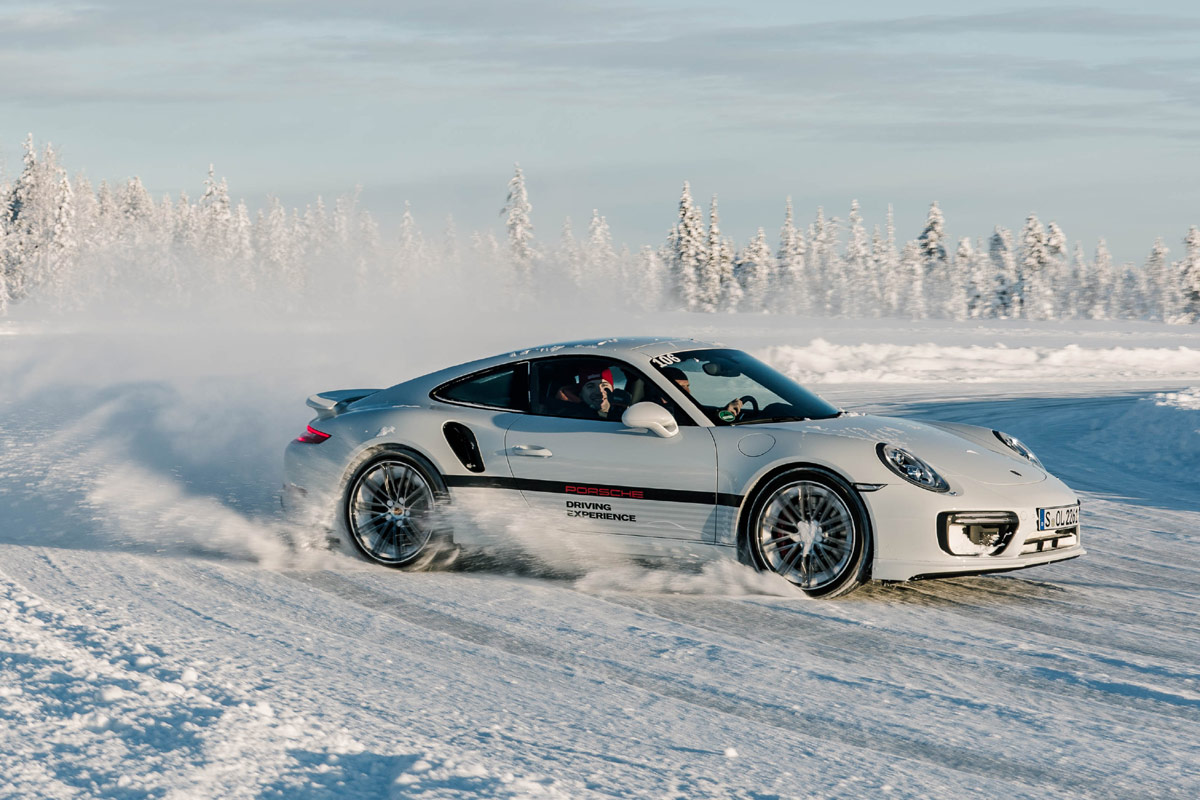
[756, 414, 1046, 486]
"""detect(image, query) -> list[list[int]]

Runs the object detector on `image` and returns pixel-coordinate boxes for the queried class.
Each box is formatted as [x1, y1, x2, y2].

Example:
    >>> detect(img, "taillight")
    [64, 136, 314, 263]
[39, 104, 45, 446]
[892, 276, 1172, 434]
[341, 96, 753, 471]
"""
[296, 424, 331, 444]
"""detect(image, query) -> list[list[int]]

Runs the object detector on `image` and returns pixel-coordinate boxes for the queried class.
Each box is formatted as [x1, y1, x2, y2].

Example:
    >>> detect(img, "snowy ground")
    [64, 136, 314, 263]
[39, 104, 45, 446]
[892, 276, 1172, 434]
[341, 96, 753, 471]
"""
[1, 309, 1198, 799]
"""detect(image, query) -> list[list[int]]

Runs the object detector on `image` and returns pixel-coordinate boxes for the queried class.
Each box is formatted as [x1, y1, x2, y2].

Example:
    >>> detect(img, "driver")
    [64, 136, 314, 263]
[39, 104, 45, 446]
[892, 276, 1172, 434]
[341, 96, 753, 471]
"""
[661, 366, 745, 420]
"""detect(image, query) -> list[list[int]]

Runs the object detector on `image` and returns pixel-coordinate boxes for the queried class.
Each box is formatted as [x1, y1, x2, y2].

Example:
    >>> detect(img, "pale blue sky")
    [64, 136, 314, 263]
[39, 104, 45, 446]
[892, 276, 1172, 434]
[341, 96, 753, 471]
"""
[3, 1, 1199, 263]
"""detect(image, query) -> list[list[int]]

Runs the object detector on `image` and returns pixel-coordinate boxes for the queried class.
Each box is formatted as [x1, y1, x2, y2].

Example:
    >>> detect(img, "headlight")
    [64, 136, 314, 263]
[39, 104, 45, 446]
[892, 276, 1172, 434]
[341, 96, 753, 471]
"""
[993, 430, 1042, 467]
[876, 443, 950, 492]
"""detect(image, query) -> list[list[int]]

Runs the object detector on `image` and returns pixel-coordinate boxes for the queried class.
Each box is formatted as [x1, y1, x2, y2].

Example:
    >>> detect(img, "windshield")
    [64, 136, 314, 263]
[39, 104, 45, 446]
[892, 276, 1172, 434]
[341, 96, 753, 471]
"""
[650, 348, 840, 425]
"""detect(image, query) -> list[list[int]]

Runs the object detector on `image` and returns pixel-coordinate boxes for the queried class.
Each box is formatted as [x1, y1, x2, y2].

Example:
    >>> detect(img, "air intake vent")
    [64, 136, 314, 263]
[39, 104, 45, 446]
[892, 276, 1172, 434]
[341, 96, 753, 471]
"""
[443, 422, 485, 473]
[937, 511, 1019, 556]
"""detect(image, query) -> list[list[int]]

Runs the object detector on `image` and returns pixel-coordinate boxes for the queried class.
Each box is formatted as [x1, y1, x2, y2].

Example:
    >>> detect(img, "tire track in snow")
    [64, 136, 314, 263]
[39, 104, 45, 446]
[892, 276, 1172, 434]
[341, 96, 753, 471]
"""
[284, 569, 1146, 800]
[589, 589, 1200, 730]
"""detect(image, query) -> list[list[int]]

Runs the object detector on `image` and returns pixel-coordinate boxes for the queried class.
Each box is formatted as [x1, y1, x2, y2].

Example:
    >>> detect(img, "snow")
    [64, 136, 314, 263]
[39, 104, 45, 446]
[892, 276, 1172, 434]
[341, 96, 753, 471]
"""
[1, 311, 1199, 799]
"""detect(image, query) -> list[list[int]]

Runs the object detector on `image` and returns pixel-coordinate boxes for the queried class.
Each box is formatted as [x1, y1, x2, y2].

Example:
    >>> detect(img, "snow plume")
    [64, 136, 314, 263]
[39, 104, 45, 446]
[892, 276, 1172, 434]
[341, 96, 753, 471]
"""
[0, 361, 329, 568]
[0, 293, 662, 570]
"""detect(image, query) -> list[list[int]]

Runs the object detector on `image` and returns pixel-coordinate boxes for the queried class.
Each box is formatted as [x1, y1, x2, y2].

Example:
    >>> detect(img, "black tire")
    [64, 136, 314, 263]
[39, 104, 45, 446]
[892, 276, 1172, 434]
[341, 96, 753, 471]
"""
[741, 467, 871, 598]
[340, 448, 454, 569]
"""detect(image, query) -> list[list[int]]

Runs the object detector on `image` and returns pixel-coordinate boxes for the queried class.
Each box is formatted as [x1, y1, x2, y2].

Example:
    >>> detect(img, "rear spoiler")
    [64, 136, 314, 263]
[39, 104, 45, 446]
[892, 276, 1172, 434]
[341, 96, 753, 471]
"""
[306, 389, 381, 419]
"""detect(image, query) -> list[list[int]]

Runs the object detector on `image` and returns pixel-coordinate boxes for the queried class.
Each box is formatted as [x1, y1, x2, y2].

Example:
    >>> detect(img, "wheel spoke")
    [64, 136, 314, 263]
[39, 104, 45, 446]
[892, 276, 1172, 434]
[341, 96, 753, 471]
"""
[403, 483, 427, 507]
[358, 509, 391, 528]
[810, 542, 835, 575]
[386, 466, 401, 502]
[361, 477, 389, 505]
[398, 467, 412, 505]
[780, 537, 807, 577]
[761, 535, 789, 553]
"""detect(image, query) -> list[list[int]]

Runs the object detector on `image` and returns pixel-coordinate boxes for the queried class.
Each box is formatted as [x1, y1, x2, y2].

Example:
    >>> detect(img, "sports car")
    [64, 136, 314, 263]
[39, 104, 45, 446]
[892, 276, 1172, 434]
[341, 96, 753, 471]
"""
[283, 337, 1083, 597]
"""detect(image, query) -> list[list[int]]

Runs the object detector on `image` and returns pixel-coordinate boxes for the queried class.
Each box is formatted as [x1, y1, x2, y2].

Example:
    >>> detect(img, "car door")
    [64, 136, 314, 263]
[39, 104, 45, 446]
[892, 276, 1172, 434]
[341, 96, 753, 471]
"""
[504, 356, 718, 542]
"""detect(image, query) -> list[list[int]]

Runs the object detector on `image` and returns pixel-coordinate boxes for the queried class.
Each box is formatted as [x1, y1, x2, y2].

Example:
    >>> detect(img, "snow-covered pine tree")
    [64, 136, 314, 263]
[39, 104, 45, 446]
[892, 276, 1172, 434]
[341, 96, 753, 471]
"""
[472, 229, 502, 268]
[1045, 221, 1069, 317]
[695, 195, 726, 313]
[775, 198, 807, 313]
[918, 201, 947, 266]
[899, 240, 925, 318]
[876, 205, 903, 316]
[669, 182, 705, 310]
[919, 202, 962, 319]
[2, 134, 40, 301]
[503, 164, 535, 286]
[1019, 214, 1052, 319]
[1090, 239, 1114, 319]
[395, 200, 424, 289]
[1069, 241, 1090, 320]
[44, 169, 77, 309]
[300, 197, 331, 287]
[356, 207, 382, 300]
[232, 200, 255, 290]
[257, 196, 300, 292]
[1182, 226, 1200, 322]
[865, 225, 886, 316]
[558, 217, 581, 286]
[584, 209, 616, 284]
[842, 199, 869, 316]
[809, 207, 839, 314]
[633, 245, 667, 311]
[441, 215, 461, 269]
[739, 227, 773, 311]
[989, 227, 1019, 317]
[1116, 261, 1145, 319]
[199, 165, 235, 280]
[958, 237, 984, 317]
[718, 235, 741, 312]
[71, 174, 98, 249]
[1143, 238, 1173, 321]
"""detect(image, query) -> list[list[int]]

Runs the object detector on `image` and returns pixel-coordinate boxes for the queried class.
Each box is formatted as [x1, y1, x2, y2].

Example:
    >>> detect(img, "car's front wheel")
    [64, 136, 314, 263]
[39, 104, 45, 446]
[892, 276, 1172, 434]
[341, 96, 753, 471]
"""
[342, 449, 452, 569]
[744, 468, 870, 598]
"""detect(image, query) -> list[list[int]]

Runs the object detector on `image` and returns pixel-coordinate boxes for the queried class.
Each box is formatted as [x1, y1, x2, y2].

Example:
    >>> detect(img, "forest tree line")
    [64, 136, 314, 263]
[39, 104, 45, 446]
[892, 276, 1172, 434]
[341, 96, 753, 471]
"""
[3, 136, 1199, 322]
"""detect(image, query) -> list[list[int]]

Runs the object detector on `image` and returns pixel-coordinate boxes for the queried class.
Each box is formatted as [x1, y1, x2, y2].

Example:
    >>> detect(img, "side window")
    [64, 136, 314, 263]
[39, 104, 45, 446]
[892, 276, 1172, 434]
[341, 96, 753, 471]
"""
[528, 357, 692, 425]
[434, 364, 527, 411]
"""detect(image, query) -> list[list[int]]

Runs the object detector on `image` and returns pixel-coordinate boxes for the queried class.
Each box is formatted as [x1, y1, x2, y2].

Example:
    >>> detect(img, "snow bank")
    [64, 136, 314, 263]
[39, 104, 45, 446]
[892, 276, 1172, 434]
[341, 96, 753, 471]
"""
[1154, 387, 1200, 410]
[765, 339, 1200, 384]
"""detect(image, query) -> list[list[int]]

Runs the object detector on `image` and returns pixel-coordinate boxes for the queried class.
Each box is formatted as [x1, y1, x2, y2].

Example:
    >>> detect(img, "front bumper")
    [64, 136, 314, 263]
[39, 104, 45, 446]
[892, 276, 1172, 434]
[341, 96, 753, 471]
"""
[864, 476, 1085, 583]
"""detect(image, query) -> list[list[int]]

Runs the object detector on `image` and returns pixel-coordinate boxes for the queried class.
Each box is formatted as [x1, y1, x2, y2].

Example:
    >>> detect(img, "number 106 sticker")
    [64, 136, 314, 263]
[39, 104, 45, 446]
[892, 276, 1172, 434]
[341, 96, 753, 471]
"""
[651, 353, 682, 368]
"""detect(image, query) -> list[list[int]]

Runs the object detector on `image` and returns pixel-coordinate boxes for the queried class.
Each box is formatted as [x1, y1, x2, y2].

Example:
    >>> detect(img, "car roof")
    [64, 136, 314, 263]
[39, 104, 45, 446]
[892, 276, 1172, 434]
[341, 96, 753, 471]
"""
[504, 336, 720, 362]
[383, 337, 726, 398]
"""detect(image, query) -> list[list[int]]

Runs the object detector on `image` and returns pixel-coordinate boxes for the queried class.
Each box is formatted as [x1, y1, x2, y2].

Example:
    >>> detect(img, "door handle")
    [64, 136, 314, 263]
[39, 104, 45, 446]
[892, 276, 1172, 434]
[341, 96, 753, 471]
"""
[511, 444, 553, 458]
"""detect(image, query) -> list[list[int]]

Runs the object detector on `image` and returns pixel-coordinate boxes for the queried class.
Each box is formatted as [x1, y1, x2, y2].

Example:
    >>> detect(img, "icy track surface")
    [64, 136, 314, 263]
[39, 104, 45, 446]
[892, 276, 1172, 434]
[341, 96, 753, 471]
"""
[1, 313, 1199, 799]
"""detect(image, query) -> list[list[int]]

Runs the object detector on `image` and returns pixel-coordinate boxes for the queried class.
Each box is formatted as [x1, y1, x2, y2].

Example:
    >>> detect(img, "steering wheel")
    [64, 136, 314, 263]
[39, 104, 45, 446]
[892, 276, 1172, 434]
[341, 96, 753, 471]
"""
[734, 394, 759, 420]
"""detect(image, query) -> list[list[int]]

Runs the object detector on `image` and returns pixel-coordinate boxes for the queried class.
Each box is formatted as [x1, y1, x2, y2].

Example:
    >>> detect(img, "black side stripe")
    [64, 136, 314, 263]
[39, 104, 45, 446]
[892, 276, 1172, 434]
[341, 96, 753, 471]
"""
[444, 474, 743, 508]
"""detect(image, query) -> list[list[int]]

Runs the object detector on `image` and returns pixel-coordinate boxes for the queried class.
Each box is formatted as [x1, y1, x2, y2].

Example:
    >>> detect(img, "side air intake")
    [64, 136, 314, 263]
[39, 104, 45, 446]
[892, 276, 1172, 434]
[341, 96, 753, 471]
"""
[443, 422, 485, 473]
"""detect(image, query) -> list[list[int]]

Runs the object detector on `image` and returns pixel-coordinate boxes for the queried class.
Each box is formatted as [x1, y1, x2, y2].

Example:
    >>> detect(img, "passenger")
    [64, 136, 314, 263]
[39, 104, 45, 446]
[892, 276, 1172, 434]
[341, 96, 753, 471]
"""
[551, 368, 628, 420]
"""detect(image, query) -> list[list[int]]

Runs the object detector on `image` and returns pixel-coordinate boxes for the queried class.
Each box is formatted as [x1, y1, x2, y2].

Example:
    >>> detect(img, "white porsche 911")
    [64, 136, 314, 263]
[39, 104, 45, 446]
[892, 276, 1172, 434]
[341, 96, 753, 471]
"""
[283, 337, 1083, 597]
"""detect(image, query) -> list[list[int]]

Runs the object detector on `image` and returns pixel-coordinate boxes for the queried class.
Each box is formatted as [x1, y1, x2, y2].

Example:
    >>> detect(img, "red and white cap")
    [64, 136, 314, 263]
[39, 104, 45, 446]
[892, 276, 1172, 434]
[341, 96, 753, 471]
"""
[582, 368, 614, 387]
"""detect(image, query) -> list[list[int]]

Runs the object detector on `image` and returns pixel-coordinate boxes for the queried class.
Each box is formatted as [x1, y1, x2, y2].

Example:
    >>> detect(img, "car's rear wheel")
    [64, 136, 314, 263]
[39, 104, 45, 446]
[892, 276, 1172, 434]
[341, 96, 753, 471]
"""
[342, 450, 452, 568]
[744, 468, 870, 598]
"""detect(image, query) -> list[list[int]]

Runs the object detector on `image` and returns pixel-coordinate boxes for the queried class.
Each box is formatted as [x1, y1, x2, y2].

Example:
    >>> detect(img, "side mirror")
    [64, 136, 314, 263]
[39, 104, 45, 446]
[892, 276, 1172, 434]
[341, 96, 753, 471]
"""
[622, 402, 680, 439]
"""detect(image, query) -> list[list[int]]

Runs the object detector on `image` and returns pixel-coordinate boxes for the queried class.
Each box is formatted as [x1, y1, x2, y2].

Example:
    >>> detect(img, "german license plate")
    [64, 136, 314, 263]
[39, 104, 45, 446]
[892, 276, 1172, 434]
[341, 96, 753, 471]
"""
[1037, 504, 1079, 531]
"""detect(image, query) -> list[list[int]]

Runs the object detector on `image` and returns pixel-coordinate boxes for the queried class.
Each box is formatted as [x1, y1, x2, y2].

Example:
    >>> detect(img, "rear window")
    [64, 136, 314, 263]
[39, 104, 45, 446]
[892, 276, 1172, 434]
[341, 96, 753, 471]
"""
[434, 365, 526, 411]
